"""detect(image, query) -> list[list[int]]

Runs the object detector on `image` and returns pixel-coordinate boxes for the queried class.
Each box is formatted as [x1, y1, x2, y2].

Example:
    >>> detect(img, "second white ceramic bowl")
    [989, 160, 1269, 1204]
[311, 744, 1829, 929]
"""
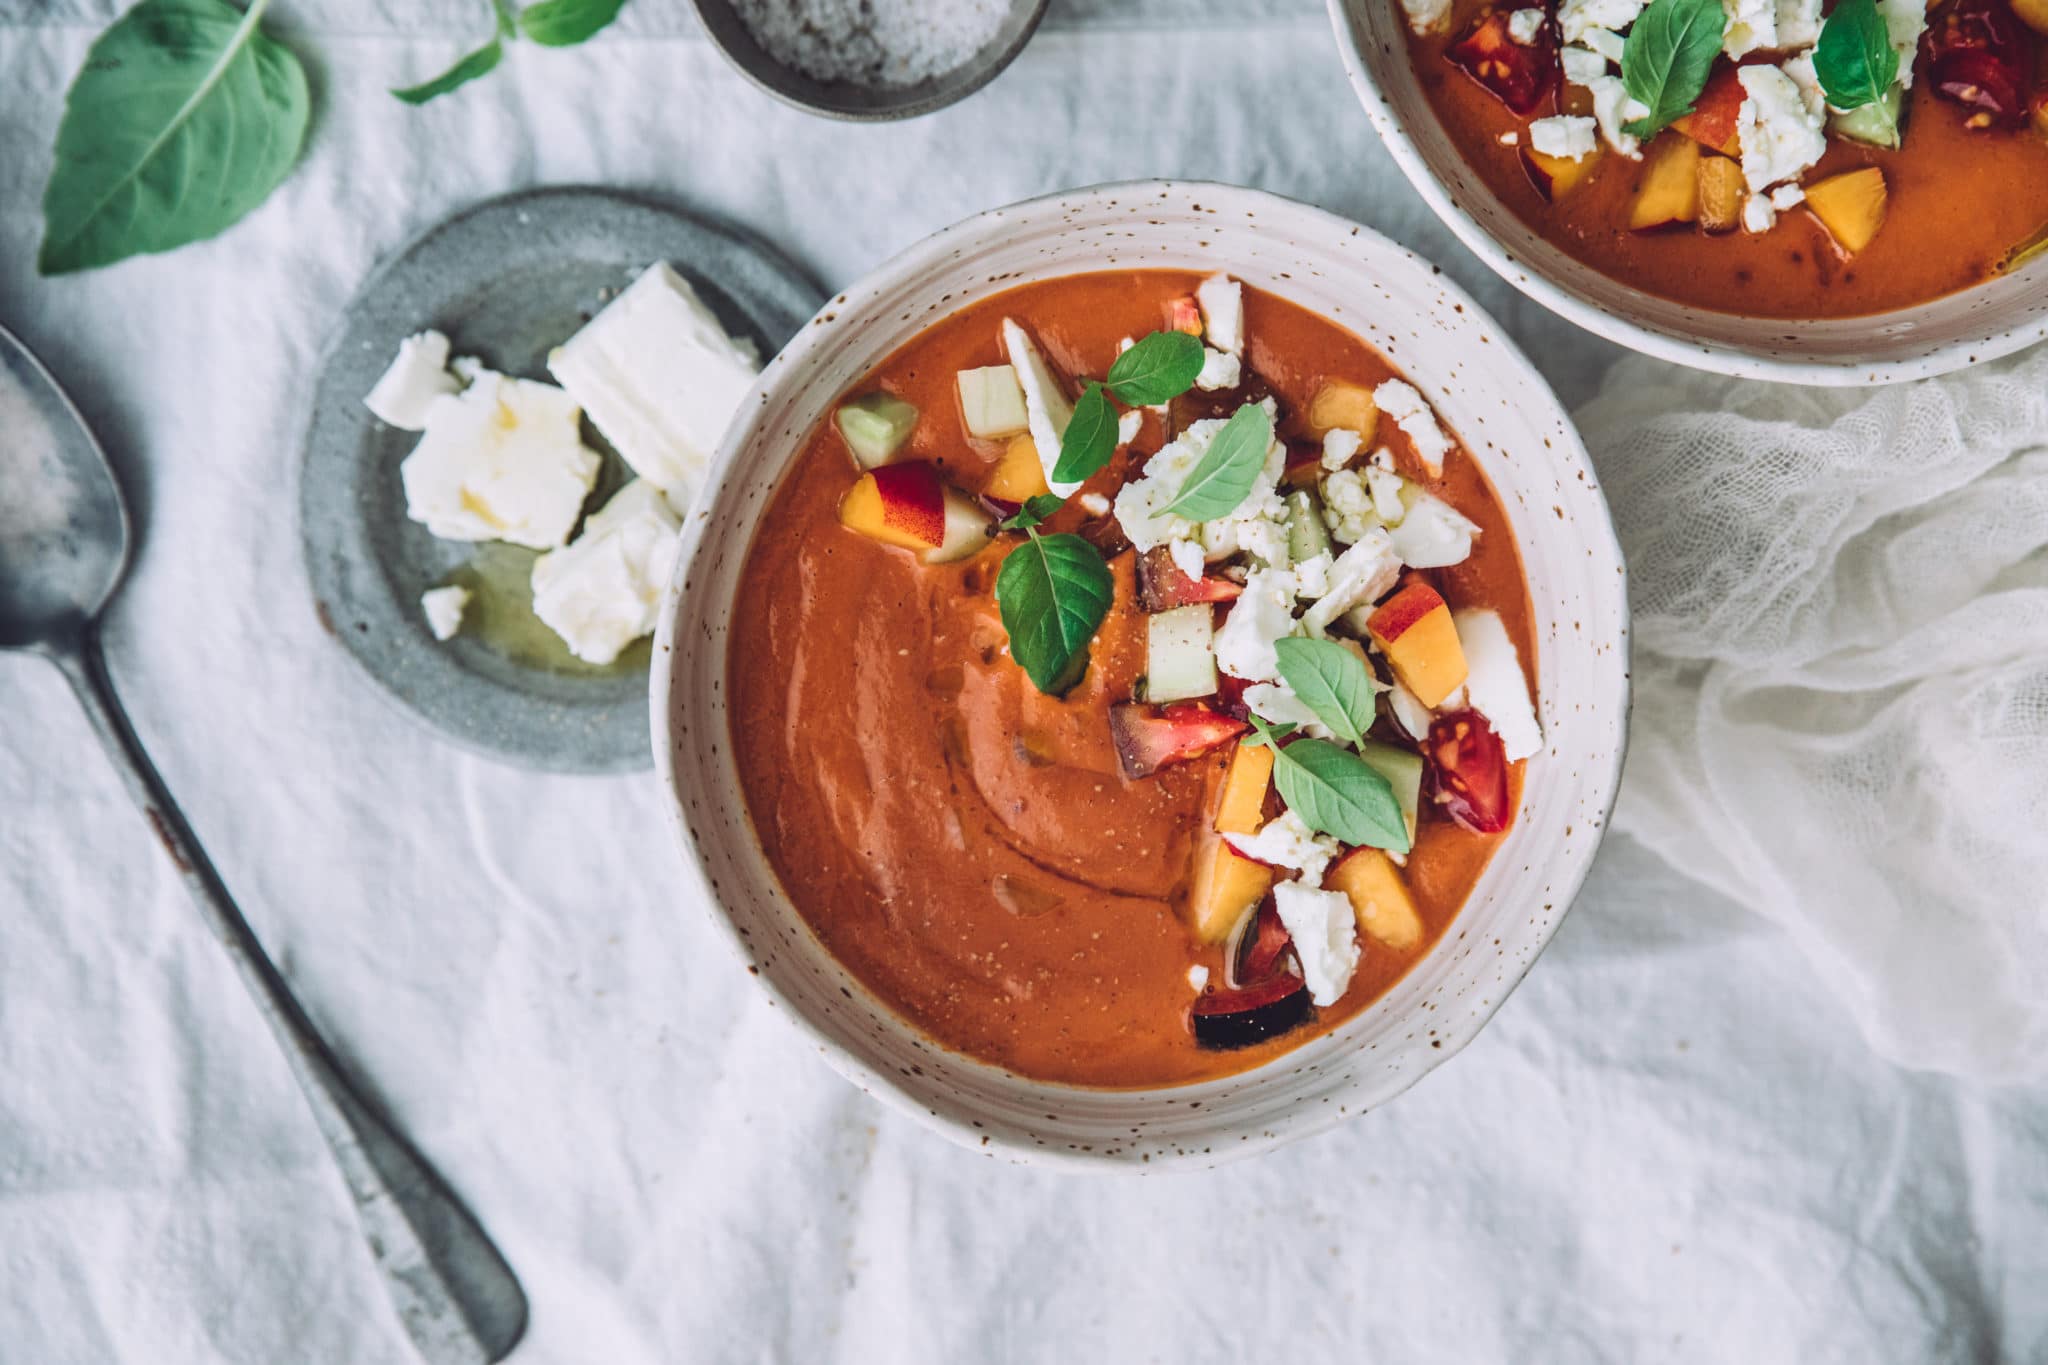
[653, 181, 1629, 1167]
[1329, 0, 2048, 385]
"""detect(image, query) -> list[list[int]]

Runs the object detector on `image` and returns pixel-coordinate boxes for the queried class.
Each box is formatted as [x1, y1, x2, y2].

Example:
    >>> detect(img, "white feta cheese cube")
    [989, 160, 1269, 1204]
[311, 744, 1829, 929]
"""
[1195, 347, 1242, 392]
[1212, 566, 1298, 681]
[530, 479, 683, 666]
[365, 330, 459, 431]
[1770, 182, 1807, 210]
[1400, 0, 1453, 34]
[1322, 428, 1364, 471]
[419, 585, 470, 641]
[1365, 464, 1408, 523]
[1167, 536, 1206, 581]
[1507, 7, 1547, 41]
[1372, 379, 1455, 477]
[1454, 608, 1543, 761]
[1320, 468, 1377, 544]
[1272, 883, 1360, 1006]
[1499, 130, 1522, 146]
[1721, 0, 1780, 58]
[1559, 0, 1644, 45]
[1588, 75, 1649, 158]
[1000, 318, 1080, 496]
[1226, 810, 1342, 887]
[1079, 492, 1113, 517]
[1561, 44, 1611, 85]
[1743, 194, 1778, 233]
[1580, 27, 1627, 62]
[547, 262, 760, 502]
[1737, 63, 1827, 191]
[1117, 409, 1143, 445]
[1776, 0, 1823, 48]
[1243, 680, 1331, 740]
[1529, 114, 1598, 161]
[1301, 530, 1401, 638]
[1877, 0, 1926, 87]
[1187, 965, 1210, 992]
[1292, 551, 1334, 600]
[400, 370, 600, 549]
[1195, 273, 1244, 355]
[1387, 492, 1480, 569]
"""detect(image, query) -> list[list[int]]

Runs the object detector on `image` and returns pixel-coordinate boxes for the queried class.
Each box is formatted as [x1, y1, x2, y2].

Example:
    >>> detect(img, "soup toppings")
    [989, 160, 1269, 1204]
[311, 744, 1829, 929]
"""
[810, 274, 1540, 1067]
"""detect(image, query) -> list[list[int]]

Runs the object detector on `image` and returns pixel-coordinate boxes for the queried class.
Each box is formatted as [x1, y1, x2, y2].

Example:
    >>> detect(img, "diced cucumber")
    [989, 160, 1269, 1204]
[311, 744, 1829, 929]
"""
[835, 393, 918, 469]
[1357, 739, 1423, 840]
[1144, 605, 1217, 703]
[956, 365, 1030, 440]
[1286, 489, 1334, 563]
[1830, 87, 1904, 150]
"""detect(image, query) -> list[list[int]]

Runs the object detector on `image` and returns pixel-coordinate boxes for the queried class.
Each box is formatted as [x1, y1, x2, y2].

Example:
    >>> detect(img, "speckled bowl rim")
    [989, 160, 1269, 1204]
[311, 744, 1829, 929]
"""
[1325, 0, 2048, 386]
[652, 180, 1632, 1169]
[687, 0, 1050, 122]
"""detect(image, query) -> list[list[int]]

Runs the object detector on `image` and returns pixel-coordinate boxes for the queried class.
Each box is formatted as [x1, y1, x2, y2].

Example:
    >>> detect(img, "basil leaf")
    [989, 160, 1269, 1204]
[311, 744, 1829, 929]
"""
[1273, 637, 1380, 747]
[1244, 721, 1298, 747]
[1814, 0, 1900, 123]
[392, 37, 506, 104]
[995, 531, 1114, 696]
[520, 0, 630, 46]
[1000, 494, 1065, 532]
[1052, 383, 1118, 485]
[1620, 0, 1726, 140]
[1247, 717, 1409, 853]
[1106, 331, 1206, 406]
[1161, 403, 1274, 521]
[38, 0, 310, 276]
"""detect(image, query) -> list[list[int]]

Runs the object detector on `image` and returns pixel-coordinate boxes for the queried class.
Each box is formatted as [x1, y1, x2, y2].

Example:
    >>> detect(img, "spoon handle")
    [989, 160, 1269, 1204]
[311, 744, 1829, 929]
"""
[45, 627, 528, 1365]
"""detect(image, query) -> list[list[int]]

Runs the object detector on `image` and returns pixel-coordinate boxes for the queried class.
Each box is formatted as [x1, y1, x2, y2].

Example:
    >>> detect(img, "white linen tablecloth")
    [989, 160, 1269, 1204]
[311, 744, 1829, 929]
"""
[2, 3, 2043, 1362]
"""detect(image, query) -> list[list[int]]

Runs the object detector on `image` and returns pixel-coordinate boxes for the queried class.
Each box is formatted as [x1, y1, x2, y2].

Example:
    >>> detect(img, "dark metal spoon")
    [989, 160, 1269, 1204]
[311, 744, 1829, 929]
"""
[0, 324, 527, 1364]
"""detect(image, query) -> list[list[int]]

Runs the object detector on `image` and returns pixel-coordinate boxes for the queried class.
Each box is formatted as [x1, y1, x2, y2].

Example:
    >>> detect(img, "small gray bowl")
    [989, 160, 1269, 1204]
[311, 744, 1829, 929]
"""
[690, 0, 1048, 121]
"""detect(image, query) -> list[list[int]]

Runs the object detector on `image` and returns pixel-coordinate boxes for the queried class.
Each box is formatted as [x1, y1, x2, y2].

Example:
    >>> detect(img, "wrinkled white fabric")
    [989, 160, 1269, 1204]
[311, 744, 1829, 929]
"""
[1583, 347, 2048, 1081]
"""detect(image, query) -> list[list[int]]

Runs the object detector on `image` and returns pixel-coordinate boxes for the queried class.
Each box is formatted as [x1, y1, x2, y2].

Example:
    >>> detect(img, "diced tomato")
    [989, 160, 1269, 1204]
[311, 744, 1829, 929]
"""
[1446, 7, 1559, 116]
[1235, 897, 1295, 985]
[1922, 0, 2031, 127]
[1425, 709, 1513, 835]
[1192, 968, 1307, 1017]
[1136, 545, 1244, 612]
[1108, 701, 1248, 780]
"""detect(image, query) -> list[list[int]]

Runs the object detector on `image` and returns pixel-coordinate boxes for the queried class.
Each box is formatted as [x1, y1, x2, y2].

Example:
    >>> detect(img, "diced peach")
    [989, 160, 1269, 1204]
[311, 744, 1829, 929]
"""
[1673, 64, 1744, 157]
[984, 434, 1050, 503]
[1522, 144, 1601, 202]
[1214, 742, 1274, 836]
[1367, 581, 1469, 708]
[838, 461, 945, 551]
[1697, 155, 1744, 234]
[1629, 136, 1701, 232]
[1168, 296, 1203, 335]
[1304, 381, 1379, 444]
[1328, 848, 1424, 950]
[1804, 167, 1889, 254]
[1187, 837, 1274, 943]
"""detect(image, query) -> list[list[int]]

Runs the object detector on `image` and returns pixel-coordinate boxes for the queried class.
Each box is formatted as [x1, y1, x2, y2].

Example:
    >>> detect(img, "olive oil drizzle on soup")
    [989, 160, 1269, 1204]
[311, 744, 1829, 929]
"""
[728, 272, 1537, 1088]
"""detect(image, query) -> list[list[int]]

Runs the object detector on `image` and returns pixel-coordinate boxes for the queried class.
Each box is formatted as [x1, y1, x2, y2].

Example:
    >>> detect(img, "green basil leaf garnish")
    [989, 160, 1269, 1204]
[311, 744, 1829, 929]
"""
[519, 0, 629, 45]
[1814, 0, 1901, 136]
[1106, 331, 1206, 406]
[1161, 402, 1274, 522]
[392, 36, 507, 104]
[1248, 716, 1410, 853]
[1052, 382, 1118, 485]
[1273, 637, 1381, 747]
[38, 0, 311, 275]
[995, 530, 1114, 696]
[1620, 0, 1727, 140]
[1000, 494, 1066, 532]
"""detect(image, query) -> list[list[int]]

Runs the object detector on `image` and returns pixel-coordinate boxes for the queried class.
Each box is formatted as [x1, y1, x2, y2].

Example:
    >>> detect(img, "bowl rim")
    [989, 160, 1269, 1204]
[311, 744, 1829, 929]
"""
[1324, 0, 2048, 387]
[651, 178, 1633, 1167]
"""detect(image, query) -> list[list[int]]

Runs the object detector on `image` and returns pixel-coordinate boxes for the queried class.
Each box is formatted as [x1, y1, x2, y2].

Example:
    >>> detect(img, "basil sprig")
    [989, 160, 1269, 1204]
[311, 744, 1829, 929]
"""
[1106, 331, 1206, 405]
[519, 0, 630, 44]
[1620, 0, 1727, 139]
[1052, 383, 1119, 485]
[1273, 638, 1382, 747]
[999, 494, 1065, 532]
[1246, 716, 1411, 853]
[395, 1, 516, 104]
[1814, 0, 1901, 139]
[1162, 403, 1274, 521]
[995, 531, 1115, 696]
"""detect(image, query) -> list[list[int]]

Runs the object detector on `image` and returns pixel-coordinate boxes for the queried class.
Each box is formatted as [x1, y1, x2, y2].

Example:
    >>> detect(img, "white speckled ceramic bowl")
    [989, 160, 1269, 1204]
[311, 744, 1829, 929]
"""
[1328, 0, 2048, 385]
[653, 182, 1630, 1167]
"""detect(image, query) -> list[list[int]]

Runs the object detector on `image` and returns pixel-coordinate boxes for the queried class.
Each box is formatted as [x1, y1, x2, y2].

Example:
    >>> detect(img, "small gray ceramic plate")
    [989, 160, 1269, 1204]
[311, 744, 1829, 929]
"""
[300, 186, 821, 773]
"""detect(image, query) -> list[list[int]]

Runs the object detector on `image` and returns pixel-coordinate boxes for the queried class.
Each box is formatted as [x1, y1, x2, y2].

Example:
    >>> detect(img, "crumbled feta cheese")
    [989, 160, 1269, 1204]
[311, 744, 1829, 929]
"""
[400, 369, 600, 549]
[450, 354, 486, 385]
[420, 585, 470, 641]
[1292, 551, 1334, 600]
[1237, 514, 1291, 569]
[1529, 114, 1598, 161]
[1387, 492, 1480, 569]
[1588, 74, 1649, 158]
[1561, 44, 1611, 85]
[1721, 0, 1780, 58]
[1212, 566, 1298, 681]
[1117, 409, 1143, 445]
[1167, 536, 1206, 582]
[1372, 379, 1454, 477]
[1114, 419, 1211, 550]
[1321, 468, 1377, 544]
[548, 263, 760, 502]
[1195, 273, 1244, 355]
[365, 330, 458, 430]
[1454, 608, 1543, 761]
[1559, 0, 1644, 45]
[531, 479, 683, 665]
[1776, 0, 1823, 49]
[1385, 675, 1434, 741]
[1301, 530, 1401, 638]
[1226, 809, 1343, 887]
[1743, 194, 1778, 233]
[1243, 679, 1331, 739]
[1079, 492, 1113, 517]
[1195, 347, 1242, 392]
[1187, 965, 1210, 993]
[1272, 883, 1361, 1007]
[1000, 318, 1080, 496]
[1580, 26, 1627, 62]
[1507, 7, 1546, 42]
[1877, 0, 1926, 88]
[1365, 464, 1407, 523]
[1399, 0, 1453, 34]
[1736, 63, 1827, 192]
[1781, 51, 1826, 119]
[1770, 182, 1806, 210]
[1322, 428, 1363, 471]
[1499, 130, 1521, 146]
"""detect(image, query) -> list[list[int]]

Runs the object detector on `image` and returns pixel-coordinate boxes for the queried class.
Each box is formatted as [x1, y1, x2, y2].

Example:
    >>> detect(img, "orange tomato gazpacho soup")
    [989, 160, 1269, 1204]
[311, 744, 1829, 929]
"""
[728, 270, 1542, 1087]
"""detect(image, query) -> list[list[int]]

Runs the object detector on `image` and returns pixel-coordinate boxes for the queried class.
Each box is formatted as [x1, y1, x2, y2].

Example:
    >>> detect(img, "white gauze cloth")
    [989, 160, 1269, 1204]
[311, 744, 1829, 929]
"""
[1579, 345, 2048, 1082]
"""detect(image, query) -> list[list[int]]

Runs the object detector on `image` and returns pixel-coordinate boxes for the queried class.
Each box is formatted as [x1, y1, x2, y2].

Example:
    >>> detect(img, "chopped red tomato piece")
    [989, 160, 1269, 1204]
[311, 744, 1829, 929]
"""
[1108, 701, 1248, 780]
[1136, 546, 1244, 612]
[1425, 709, 1512, 835]
[1446, 7, 1558, 117]
[1922, 0, 2030, 127]
[1192, 968, 1306, 1017]
[1235, 897, 1295, 985]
